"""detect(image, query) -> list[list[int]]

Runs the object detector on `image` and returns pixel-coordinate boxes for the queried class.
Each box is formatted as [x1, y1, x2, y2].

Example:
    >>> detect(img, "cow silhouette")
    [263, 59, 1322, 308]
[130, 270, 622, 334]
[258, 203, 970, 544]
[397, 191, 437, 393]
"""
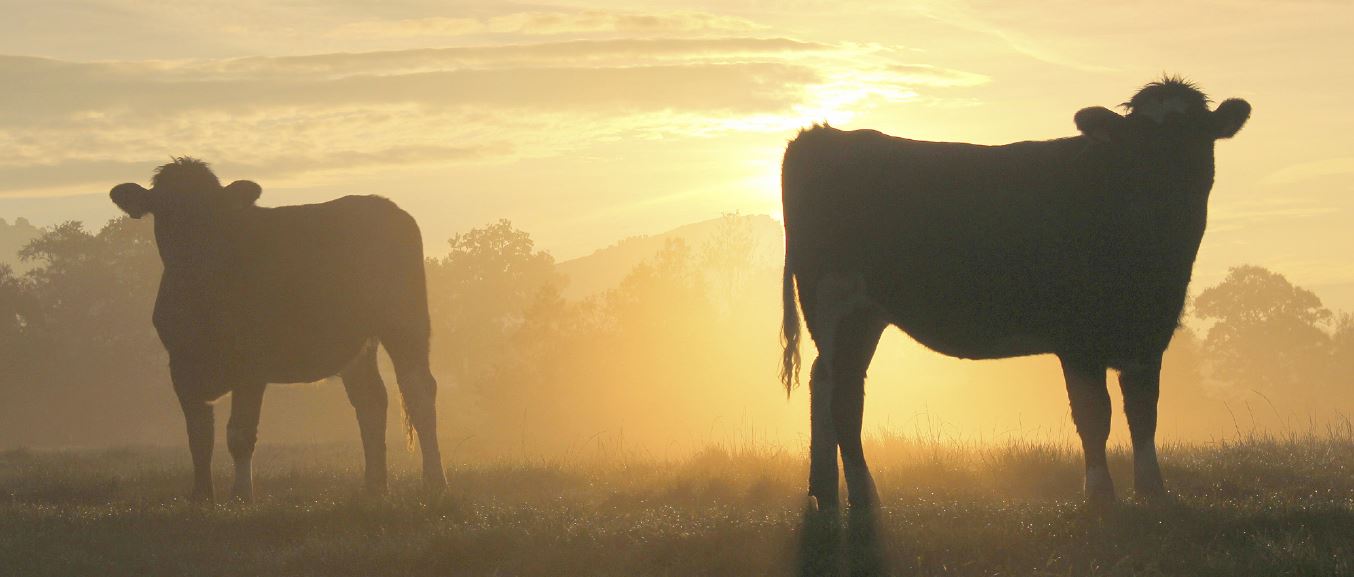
[111, 158, 445, 501]
[780, 77, 1251, 510]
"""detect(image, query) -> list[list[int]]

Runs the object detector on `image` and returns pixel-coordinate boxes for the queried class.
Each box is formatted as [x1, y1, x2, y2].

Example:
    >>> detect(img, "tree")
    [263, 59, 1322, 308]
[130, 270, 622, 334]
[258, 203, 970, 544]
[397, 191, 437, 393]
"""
[1332, 313, 1353, 386]
[3, 217, 169, 446]
[1193, 265, 1332, 392]
[425, 219, 561, 389]
[0, 264, 34, 372]
[606, 238, 708, 338]
[700, 213, 759, 316]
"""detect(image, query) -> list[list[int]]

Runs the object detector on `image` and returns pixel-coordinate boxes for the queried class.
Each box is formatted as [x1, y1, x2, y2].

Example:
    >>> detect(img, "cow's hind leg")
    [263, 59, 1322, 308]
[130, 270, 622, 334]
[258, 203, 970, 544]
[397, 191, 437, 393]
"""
[807, 355, 839, 511]
[382, 332, 446, 494]
[227, 382, 266, 502]
[1119, 357, 1166, 500]
[342, 342, 389, 494]
[832, 311, 887, 509]
[806, 273, 881, 512]
[1060, 356, 1115, 504]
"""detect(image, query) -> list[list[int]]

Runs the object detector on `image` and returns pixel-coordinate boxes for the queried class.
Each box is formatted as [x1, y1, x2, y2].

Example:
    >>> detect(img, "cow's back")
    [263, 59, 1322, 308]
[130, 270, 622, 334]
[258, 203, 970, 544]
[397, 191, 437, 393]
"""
[783, 126, 1110, 358]
[192, 195, 427, 384]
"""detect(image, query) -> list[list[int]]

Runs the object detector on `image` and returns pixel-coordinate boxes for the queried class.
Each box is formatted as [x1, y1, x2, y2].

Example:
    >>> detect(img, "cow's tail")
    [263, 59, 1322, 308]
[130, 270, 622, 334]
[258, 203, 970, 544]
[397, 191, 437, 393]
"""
[780, 241, 801, 396]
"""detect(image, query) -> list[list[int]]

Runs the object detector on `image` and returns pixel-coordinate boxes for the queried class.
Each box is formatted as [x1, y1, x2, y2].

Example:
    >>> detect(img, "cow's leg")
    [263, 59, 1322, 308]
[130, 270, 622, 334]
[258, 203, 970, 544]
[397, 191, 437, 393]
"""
[176, 392, 216, 503]
[807, 355, 839, 511]
[1060, 356, 1115, 504]
[227, 382, 266, 502]
[832, 312, 887, 509]
[1119, 357, 1166, 500]
[384, 335, 446, 494]
[342, 343, 389, 494]
[805, 272, 878, 512]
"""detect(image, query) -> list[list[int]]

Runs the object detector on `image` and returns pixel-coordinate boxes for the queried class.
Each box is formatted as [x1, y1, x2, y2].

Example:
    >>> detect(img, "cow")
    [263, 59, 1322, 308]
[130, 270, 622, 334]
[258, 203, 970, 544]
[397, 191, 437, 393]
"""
[110, 158, 445, 501]
[779, 77, 1250, 511]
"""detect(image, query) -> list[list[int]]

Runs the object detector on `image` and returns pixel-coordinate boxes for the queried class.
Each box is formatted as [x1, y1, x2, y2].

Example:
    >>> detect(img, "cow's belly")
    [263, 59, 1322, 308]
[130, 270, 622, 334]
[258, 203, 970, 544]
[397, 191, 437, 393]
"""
[242, 316, 372, 383]
[865, 266, 1063, 360]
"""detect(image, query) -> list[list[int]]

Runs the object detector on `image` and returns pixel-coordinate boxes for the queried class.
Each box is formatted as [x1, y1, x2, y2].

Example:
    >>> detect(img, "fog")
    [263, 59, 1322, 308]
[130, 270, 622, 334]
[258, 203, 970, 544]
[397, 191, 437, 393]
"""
[0, 214, 1350, 458]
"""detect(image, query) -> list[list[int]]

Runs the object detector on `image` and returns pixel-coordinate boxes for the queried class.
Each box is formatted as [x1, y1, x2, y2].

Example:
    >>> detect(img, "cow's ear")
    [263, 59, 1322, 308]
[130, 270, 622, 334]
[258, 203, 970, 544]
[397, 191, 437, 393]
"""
[223, 180, 261, 207]
[110, 183, 155, 219]
[1075, 106, 1127, 143]
[1210, 98, 1250, 139]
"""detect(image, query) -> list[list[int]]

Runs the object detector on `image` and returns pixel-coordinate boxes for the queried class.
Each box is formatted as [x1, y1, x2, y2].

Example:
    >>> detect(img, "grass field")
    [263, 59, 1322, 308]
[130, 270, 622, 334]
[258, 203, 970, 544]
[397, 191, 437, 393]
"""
[2, 432, 1352, 577]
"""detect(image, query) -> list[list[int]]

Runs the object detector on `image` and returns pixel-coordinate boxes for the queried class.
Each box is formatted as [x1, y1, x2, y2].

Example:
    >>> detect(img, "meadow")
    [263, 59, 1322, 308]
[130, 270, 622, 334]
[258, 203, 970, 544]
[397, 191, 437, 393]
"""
[2, 430, 1351, 577]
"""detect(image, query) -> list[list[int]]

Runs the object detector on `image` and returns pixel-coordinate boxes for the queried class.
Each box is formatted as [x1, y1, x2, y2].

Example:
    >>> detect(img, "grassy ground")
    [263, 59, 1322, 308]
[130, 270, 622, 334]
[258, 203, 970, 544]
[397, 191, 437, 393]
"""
[2, 433, 1351, 577]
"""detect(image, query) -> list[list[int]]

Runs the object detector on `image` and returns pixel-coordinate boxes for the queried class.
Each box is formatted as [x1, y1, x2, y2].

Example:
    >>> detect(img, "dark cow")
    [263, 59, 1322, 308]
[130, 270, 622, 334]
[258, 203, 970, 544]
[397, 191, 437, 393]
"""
[779, 78, 1250, 510]
[110, 158, 445, 501]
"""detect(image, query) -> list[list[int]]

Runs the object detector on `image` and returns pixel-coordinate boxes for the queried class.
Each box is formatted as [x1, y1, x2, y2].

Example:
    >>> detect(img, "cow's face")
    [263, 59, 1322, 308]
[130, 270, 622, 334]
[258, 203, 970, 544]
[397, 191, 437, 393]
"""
[1074, 98, 1249, 148]
[1072, 79, 1250, 195]
[109, 157, 260, 268]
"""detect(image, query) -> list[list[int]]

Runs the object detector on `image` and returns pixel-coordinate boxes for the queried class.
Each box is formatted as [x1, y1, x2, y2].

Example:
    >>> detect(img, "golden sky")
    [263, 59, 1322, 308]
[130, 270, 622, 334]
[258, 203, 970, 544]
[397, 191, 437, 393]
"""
[1, 0, 1352, 447]
[0, 0, 1351, 306]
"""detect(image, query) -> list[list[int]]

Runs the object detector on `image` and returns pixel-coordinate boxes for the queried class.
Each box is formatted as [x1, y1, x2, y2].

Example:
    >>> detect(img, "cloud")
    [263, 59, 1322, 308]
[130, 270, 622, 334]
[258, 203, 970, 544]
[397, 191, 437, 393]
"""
[327, 10, 768, 39]
[1262, 157, 1354, 186]
[0, 36, 988, 196]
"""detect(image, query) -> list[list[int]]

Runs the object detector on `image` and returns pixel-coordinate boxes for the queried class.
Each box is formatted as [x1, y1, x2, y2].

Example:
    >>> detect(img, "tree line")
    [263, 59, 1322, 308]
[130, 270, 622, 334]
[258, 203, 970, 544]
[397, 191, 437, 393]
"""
[0, 215, 1350, 452]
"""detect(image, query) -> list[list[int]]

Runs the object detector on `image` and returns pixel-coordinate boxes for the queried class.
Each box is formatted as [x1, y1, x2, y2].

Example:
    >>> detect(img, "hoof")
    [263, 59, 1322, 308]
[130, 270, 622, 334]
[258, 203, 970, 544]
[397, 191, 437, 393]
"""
[847, 486, 880, 511]
[1134, 468, 1166, 501]
[1084, 468, 1116, 506]
[808, 493, 840, 514]
[423, 471, 448, 496]
[1134, 482, 1169, 504]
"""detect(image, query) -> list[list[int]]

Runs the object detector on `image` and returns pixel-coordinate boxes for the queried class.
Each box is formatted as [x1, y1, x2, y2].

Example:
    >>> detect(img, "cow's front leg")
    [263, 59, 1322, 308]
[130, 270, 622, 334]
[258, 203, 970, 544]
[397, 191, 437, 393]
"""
[1060, 356, 1114, 505]
[1119, 358, 1166, 500]
[227, 383, 267, 502]
[177, 393, 216, 502]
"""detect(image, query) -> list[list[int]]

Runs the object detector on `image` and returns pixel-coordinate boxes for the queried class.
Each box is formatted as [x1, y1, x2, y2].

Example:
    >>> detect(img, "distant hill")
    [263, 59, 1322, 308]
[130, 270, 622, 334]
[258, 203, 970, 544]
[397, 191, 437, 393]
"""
[0, 217, 40, 274]
[556, 214, 784, 299]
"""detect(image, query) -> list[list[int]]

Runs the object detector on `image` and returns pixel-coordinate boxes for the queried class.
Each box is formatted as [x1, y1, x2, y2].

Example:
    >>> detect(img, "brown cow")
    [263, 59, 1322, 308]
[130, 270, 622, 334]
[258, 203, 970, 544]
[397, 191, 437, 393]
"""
[111, 158, 445, 501]
[780, 77, 1250, 510]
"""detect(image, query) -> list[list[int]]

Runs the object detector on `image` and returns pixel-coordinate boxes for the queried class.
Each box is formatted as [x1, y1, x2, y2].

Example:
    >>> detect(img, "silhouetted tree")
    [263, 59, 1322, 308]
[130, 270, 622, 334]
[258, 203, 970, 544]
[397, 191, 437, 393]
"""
[607, 238, 707, 338]
[1332, 313, 1353, 386]
[0, 216, 40, 274]
[4, 217, 168, 445]
[426, 219, 561, 389]
[1194, 265, 1332, 393]
[700, 212, 759, 316]
[0, 264, 33, 372]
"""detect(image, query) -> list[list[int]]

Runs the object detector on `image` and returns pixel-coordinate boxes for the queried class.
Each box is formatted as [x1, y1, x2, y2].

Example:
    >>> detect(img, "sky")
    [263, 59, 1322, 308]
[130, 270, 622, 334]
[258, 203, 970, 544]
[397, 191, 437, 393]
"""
[0, 0, 1351, 306]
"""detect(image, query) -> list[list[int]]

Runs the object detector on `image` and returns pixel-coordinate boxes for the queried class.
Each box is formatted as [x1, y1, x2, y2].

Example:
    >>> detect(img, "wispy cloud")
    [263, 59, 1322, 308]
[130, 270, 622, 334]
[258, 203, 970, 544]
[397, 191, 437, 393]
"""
[328, 10, 769, 39]
[1263, 157, 1354, 186]
[0, 34, 987, 197]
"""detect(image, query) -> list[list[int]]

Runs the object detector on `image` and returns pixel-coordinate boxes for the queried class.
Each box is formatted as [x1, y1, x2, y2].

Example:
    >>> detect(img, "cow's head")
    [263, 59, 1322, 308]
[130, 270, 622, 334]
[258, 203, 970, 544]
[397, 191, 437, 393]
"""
[109, 157, 260, 266]
[1071, 77, 1250, 205]
[1072, 77, 1251, 145]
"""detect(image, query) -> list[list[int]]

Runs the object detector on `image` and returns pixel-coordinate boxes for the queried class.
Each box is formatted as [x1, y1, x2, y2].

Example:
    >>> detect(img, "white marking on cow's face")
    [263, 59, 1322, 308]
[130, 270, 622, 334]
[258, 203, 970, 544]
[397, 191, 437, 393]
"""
[1139, 96, 1191, 123]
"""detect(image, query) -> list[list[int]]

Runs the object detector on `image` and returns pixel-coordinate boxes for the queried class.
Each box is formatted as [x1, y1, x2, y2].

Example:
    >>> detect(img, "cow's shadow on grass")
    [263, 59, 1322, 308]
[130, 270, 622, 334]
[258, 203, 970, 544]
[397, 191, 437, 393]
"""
[795, 504, 890, 577]
[792, 496, 1354, 577]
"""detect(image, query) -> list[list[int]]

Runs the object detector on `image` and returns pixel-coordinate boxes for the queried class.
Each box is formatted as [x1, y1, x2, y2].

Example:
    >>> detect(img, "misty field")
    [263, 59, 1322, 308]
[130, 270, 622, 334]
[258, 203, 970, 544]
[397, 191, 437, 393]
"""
[2, 432, 1351, 577]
